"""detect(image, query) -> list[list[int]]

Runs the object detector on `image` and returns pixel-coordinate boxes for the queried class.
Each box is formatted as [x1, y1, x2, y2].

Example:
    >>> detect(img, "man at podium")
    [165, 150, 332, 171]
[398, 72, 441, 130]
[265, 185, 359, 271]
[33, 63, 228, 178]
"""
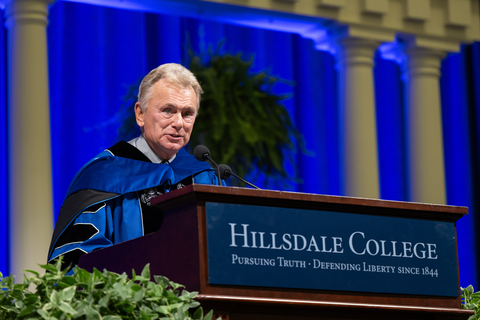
[47, 63, 220, 269]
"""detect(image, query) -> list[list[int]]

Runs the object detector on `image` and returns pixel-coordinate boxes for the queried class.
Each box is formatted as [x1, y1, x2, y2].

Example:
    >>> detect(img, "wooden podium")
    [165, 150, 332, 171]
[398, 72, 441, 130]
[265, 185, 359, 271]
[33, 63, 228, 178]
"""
[79, 185, 472, 320]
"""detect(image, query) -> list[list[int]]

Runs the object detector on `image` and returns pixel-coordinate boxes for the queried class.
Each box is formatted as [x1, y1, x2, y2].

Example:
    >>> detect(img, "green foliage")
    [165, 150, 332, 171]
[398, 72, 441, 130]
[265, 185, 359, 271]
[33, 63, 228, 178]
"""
[188, 46, 306, 185]
[0, 259, 215, 320]
[462, 285, 480, 320]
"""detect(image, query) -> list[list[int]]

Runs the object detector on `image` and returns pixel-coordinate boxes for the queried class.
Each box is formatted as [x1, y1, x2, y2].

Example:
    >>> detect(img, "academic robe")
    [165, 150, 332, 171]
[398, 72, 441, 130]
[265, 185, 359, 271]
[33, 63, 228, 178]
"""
[48, 141, 218, 268]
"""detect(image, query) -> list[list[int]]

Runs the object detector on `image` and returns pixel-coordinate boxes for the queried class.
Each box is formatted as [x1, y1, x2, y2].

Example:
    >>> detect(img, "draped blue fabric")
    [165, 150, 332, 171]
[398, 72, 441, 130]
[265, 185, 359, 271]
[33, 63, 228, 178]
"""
[292, 41, 341, 195]
[441, 45, 480, 288]
[0, 1, 479, 289]
[0, 9, 8, 276]
[374, 53, 408, 202]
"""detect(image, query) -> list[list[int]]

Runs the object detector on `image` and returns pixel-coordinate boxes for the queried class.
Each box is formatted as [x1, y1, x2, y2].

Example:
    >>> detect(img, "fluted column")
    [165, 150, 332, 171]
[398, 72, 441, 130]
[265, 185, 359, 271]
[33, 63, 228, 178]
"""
[337, 37, 380, 199]
[5, 0, 54, 278]
[404, 47, 446, 204]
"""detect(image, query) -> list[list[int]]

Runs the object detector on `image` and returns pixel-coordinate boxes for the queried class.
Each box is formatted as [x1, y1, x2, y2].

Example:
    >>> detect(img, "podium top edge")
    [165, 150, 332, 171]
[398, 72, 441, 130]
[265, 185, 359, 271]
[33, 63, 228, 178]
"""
[151, 185, 468, 221]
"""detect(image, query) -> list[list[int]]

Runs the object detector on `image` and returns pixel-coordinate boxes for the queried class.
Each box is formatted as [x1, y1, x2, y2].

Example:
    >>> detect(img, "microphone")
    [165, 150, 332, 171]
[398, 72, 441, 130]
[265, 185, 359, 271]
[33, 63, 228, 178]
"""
[218, 164, 261, 190]
[193, 145, 221, 186]
[193, 145, 210, 162]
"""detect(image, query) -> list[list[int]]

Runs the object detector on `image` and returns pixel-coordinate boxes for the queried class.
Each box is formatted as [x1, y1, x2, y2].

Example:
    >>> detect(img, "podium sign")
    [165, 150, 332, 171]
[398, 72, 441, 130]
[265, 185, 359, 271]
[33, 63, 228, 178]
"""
[206, 202, 458, 296]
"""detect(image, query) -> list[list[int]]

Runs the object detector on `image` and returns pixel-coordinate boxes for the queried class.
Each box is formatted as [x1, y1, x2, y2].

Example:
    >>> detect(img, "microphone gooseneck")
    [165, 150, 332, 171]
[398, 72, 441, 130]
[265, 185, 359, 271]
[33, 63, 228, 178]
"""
[218, 164, 261, 190]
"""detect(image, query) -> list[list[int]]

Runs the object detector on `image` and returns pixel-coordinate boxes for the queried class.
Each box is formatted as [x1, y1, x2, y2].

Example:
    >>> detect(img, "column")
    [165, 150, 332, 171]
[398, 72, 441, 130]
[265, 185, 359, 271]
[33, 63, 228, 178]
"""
[5, 0, 54, 278]
[404, 47, 446, 204]
[337, 37, 380, 199]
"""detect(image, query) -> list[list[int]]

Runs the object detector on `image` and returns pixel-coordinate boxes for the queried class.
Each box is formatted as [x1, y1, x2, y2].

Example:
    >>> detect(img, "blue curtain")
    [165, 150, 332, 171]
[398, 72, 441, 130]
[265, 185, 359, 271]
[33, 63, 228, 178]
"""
[374, 53, 408, 202]
[441, 44, 480, 288]
[292, 40, 341, 195]
[0, 9, 7, 276]
[0, 1, 479, 289]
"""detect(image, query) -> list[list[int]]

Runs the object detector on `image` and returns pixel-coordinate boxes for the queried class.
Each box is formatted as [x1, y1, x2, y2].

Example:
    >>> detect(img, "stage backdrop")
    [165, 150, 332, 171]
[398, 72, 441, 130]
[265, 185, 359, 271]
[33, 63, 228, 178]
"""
[0, 9, 7, 278]
[0, 1, 478, 290]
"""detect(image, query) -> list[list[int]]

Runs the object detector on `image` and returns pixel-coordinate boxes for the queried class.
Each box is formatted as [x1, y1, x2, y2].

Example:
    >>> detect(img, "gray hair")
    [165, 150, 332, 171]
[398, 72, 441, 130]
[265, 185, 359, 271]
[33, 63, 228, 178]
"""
[137, 63, 203, 111]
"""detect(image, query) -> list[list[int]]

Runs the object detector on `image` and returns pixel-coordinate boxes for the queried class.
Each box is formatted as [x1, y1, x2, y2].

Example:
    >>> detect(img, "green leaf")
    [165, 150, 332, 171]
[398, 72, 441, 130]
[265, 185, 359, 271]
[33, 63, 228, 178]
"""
[60, 286, 76, 301]
[50, 291, 61, 305]
[141, 264, 151, 280]
[87, 271, 95, 291]
[192, 307, 203, 320]
[131, 284, 143, 292]
[140, 309, 152, 320]
[24, 293, 40, 305]
[60, 276, 77, 286]
[83, 306, 101, 320]
[2, 305, 21, 314]
[134, 287, 145, 302]
[153, 276, 169, 288]
[37, 308, 50, 320]
[43, 303, 54, 311]
[25, 269, 41, 277]
[203, 310, 214, 320]
[93, 268, 104, 281]
[98, 295, 110, 308]
[58, 301, 77, 315]
[38, 264, 59, 273]
[156, 303, 183, 315]
[18, 304, 37, 317]
[156, 305, 170, 315]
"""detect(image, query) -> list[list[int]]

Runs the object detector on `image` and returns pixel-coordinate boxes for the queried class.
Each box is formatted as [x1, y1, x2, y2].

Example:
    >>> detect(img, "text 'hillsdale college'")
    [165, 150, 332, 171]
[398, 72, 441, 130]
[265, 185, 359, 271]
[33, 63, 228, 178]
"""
[228, 223, 438, 260]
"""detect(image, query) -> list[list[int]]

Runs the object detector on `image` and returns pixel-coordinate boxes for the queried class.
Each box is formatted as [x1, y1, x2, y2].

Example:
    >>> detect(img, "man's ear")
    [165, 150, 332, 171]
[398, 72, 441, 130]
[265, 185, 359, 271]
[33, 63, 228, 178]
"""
[134, 102, 145, 129]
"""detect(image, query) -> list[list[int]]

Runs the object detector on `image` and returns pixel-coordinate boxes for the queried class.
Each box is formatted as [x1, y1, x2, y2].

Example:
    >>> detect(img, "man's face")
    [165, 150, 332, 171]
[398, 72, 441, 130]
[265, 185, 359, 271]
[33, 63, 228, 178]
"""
[135, 79, 197, 160]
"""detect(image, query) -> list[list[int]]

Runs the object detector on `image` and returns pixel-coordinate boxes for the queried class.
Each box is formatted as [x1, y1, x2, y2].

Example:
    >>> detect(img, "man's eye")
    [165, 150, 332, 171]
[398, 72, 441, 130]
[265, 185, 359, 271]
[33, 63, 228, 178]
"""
[163, 109, 172, 114]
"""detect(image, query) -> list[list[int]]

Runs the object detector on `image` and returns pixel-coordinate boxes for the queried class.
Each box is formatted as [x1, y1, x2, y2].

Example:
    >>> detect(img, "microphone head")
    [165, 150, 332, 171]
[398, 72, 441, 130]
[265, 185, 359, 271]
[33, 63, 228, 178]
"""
[218, 164, 232, 179]
[193, 145, 210, 162]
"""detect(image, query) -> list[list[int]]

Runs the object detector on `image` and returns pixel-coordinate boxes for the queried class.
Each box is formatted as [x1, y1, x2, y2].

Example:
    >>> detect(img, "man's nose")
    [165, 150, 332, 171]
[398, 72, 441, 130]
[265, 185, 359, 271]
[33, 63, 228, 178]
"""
[171, 113, 183, 128]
